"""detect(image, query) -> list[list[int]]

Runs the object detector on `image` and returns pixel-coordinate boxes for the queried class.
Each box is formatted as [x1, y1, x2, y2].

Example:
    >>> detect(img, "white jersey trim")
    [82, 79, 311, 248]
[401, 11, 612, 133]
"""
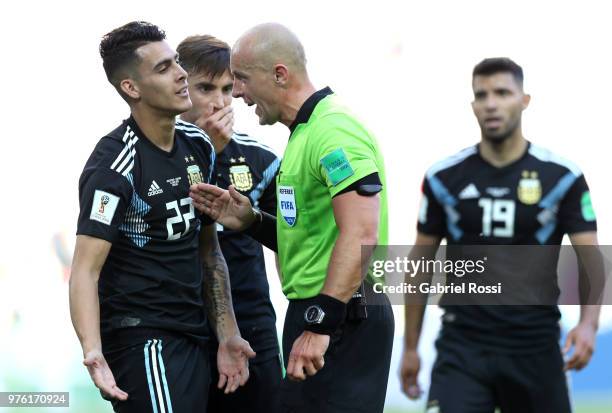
[231, 132, 278, 157]
[426, 146, 477, 179]
[110, 125, 139, 176]
[528, 144, 582, 176]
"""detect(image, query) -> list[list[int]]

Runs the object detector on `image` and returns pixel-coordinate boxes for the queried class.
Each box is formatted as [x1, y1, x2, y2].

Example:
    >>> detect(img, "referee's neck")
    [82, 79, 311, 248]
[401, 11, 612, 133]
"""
[279, 82, 317, 128]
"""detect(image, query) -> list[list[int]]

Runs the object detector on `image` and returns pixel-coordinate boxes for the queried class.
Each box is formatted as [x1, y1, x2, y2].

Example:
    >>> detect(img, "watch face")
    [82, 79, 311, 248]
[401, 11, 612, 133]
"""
[305, 305, 323, 324]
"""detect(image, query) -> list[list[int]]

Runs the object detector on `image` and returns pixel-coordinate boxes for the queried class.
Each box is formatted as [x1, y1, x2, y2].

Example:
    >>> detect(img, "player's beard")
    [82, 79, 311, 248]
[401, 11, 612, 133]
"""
[482, 118, 520, 144]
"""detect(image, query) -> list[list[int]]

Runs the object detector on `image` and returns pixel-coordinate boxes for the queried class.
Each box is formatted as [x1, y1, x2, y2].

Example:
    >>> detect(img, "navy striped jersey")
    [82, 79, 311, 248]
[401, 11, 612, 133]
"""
[214, 132, 281, 357]
[76, 116, 215, 342]
[418, 142, 597, 352]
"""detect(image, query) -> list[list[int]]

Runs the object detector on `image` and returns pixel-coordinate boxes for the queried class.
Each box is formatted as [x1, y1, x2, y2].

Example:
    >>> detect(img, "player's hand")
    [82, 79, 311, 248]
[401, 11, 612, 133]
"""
[400, 348, 423, 400]
[83, 349, 128, 401]
[195, 104, 234, 144]
[190, 184, 255, 230]
[563, 321, 597, 371]
[286, 331, 330, 381]
[217, 335, 256, 394]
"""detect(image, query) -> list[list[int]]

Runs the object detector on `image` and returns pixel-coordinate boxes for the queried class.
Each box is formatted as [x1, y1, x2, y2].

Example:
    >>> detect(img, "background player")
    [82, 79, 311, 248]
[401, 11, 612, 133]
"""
[400, 57, 601, 412]
[69, 21, 254, 412]
[177, 34, 282, 413]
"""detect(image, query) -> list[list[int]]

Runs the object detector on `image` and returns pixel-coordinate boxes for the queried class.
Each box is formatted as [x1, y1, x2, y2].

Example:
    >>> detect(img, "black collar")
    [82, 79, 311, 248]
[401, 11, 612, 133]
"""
[288, 87, 334, 134]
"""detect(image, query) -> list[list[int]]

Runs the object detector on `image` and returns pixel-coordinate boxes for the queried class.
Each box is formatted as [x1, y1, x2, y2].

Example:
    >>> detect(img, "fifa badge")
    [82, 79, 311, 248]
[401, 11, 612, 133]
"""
[278, 185, 297, 226]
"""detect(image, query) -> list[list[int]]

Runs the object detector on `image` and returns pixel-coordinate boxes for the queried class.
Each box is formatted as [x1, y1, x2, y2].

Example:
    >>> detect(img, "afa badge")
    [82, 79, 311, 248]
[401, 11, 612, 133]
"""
[230, 164, 253, 191]
[517, 170, 541, 205]
[278, 185, 297, 226]
[187, 164, 204, 185]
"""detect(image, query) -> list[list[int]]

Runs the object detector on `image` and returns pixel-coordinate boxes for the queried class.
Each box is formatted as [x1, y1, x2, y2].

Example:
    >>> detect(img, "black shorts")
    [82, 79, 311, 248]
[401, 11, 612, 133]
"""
[427, 336, 571, 413]
[280, 288, 395, 413]
[208, 352, 283, 413]
[102, 328, 210, 413]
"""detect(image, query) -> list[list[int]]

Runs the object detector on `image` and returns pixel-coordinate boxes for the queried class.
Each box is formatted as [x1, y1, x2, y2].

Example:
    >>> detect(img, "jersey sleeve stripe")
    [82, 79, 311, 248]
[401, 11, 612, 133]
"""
[231, 133, 278, 157]
[174, 121, 216, 168]
[111, 126, 139, 176]
[249, 157, 281, 205]
[539, 172, 579, 209]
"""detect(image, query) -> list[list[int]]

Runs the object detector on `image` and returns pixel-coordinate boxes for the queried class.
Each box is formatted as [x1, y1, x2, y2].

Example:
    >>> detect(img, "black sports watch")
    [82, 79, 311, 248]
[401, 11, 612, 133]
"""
[303, 294, 347, 335]
[304, 305, 326, 325]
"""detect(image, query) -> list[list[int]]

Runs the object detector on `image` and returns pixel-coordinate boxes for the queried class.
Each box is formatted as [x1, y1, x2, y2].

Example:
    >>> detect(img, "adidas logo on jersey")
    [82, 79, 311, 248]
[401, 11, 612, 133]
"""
[458, 183, 480, 199]
[148, 180, 163, 196]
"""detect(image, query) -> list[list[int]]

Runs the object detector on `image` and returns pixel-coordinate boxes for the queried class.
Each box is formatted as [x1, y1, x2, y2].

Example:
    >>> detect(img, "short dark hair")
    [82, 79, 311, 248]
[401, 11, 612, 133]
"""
[472, 57, 524, 86]
[99, 21, 166, 87]
[177, 35, 230, 79]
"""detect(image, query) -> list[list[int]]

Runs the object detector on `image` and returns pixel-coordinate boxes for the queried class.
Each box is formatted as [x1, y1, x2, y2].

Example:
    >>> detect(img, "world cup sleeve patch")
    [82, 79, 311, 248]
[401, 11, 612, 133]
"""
[320, 148, 354, 186]
[581, 191, 596, 222]
[90, 190, 120, 225]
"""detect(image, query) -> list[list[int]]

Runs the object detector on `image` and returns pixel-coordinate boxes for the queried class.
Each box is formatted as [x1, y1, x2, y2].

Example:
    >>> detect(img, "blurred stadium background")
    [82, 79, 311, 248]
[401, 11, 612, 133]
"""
[1, 0, 611, 411]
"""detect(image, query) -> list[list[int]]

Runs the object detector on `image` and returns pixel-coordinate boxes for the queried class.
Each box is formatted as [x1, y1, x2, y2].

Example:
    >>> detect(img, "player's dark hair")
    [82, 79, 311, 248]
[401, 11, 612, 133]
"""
[99, 21, 166, 88]
[472, 57, 524, 86]
[177, 35, 230, 79]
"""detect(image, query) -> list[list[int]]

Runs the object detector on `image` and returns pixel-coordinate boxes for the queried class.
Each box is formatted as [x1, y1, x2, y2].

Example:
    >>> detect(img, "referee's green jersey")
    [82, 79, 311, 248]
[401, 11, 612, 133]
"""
[277, 91, 388, 299]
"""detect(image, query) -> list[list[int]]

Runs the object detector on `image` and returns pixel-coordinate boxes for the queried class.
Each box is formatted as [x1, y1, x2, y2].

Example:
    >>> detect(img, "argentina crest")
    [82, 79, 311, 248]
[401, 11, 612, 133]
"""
[517, 170, 541, 205]
[187, 164, 204, 185]
[278, 185, 297, 226]
[229, 164, 253, 191]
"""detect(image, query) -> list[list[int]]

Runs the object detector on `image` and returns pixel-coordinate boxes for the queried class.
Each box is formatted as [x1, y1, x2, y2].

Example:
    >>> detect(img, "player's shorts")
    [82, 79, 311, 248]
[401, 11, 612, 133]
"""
[280, 284, 395, 413]
[102, 328, 210, 413]
[427, 335, 571, 413]
[208, 351, 283, 413]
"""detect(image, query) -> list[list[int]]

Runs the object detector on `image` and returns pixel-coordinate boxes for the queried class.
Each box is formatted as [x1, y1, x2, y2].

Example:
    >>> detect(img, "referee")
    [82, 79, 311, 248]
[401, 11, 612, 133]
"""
[177, 34, 283, 413]
[190, 23, 394, 413]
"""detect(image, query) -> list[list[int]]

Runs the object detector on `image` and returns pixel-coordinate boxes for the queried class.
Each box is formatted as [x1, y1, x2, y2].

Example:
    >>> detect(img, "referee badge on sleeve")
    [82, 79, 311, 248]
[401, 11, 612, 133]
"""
[90, 190, 119, 225]
[320, 148, 354, 186]
[279, 185, 297, 226]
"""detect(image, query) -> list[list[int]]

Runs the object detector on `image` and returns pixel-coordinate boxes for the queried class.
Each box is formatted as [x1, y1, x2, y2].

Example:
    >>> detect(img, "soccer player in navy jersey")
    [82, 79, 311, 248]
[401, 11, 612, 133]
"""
[177, 34, 282, 413]
[69, 21, 254, 412]
[400, 58, 601, 413]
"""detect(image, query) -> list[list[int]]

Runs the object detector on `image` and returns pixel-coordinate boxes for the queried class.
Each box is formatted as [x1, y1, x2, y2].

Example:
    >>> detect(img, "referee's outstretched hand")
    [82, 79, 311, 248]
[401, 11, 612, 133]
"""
[217, 335, 257, 394]
[190, 183, 255, 231]
[286, 331, 330, 381]
[83, 349, 128, 401]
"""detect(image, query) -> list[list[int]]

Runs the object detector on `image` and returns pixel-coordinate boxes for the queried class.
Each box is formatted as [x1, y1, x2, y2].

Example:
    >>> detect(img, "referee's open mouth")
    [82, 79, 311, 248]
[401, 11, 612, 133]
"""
[176, 86, 189, 97]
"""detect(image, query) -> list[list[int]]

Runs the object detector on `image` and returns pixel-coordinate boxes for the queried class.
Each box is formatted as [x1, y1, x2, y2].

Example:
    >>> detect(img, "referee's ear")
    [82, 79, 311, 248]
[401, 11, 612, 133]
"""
[273, 64, 289, 87]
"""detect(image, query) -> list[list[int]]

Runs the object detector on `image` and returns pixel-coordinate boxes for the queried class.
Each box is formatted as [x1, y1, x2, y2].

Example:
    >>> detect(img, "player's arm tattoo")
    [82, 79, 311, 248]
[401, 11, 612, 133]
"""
[201, 228, 236, 341]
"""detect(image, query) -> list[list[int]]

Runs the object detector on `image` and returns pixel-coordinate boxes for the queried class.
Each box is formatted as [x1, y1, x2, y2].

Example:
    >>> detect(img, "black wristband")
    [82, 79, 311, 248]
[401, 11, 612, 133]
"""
[244, 208, 278, 252]
[246, 208, 263, 232]
[303, 294, 347, 335]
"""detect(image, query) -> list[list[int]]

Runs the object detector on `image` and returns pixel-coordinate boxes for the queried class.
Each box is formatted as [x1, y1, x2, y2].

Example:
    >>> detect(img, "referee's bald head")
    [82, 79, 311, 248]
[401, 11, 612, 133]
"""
[233, 23, 307, 74]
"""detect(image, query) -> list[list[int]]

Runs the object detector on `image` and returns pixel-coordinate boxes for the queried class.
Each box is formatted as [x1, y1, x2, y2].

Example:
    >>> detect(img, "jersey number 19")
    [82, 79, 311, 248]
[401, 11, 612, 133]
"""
[478, 198, 515, 238]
